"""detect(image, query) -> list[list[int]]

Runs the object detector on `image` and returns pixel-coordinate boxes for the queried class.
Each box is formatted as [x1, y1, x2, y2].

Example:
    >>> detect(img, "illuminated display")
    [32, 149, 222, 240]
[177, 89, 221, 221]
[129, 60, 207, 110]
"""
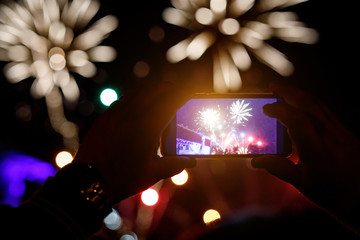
[175, 97, 278, 155]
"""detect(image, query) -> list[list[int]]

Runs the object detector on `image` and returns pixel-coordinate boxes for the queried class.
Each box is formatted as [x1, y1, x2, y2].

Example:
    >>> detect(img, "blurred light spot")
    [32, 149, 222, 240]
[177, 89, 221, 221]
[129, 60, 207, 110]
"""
[246, 21, 272, 40]
[195, 8, 214, 25]
[88, 46, 117, 62]
[100, 88, 118, 106]
[229, 0, 254, 17]
[219, 18, 240, 35]
[133, 61, 150, 78]
[227, 44, 251, 71]
[53, 70, 70, 87]
[120, 234, 137, 240]
[67, 50, 89, 67]
[149, 25, 165, 42]
[30, 75, 54, 98]
[55, 151, 73, 168]
[48, 47, 66, 71]
[210, 0, 227, 13]
[104, 208, 122, 230]
[31, 60, 49, 78]
[166, 38, 191, 63]
[171, 170, 188, 186]
[7, 45, 30, 62]
[4, 62, 31, 83]
[59, 121, 78, 139]
[15, 102, 32, 122]
[92, 15, 119, 34]
[73, 15, 118, 50]
[203, 209, 221, 224]
[276, 27, 319, 44]
[141, 188, 159, 206]
[253, 44, 294, 76]
[187, 31, 216, 60]
[61, 76, 80, 103]
[74, 61, 97, 78]
[0, 151, 56, 207]
[162, 8, 189, 28]
[266, 11, 298, 28]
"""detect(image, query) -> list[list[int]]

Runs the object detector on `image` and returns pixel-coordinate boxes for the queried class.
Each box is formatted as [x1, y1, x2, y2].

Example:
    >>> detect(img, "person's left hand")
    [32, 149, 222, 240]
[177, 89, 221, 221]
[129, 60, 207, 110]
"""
[74, 80, 196, 204]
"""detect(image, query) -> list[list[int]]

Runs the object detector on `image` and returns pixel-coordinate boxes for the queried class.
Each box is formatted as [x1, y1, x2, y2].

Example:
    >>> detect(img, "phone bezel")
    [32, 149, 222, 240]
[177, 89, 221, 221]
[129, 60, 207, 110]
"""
[161, 93, 291, 158]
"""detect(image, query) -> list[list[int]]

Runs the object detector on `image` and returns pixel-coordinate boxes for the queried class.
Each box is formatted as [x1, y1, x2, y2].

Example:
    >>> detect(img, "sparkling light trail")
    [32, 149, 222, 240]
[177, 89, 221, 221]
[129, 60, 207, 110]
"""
[0, 0, 118, 151]
[163, 0, 318, 92]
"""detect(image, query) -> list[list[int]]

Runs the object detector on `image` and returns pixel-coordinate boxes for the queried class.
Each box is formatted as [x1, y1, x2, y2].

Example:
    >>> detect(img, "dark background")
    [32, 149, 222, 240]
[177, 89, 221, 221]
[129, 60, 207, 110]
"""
[0, 0, 359, 239]
[0, 0, 358, 162]
[0, 0, 358, 161]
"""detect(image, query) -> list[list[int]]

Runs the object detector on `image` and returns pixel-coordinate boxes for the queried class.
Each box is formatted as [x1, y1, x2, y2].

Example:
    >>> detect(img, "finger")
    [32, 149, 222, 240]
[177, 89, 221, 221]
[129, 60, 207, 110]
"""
[251, 156, 301, 187]
[152, 156, 196, 181]
[263, 102, 320, 158]
[269, 82, 333, 128]
[263, 102, 318, 140]
[142, 82, 197, 139]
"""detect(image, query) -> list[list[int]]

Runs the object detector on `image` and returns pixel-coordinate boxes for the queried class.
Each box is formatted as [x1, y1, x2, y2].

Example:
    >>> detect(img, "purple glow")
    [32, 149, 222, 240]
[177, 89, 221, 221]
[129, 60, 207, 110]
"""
[0, 151, 57, 207]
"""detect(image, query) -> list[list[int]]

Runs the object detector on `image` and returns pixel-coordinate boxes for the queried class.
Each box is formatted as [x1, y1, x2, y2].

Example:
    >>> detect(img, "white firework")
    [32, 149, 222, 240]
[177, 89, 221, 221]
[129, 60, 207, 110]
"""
[0, 0, 118, 151]
[163, 0, 318, 92]
[198, 108, 220, 132]
[230, 99, 252, 124]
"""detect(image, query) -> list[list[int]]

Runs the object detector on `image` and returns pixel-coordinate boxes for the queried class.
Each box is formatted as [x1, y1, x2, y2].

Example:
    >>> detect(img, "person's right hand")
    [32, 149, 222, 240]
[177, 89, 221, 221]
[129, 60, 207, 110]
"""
[252, 82, 360, 235]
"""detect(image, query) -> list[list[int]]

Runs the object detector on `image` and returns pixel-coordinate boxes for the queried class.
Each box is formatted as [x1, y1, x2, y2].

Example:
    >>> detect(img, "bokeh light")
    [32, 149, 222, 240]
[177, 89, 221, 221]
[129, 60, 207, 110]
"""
[149, 25, 165, 42]
[55, 151, 73, 168]
[100, 88, 118, 106]
[171, 170, 189, 186]
[104, 208, 122, 230]
[141, 188, 159, 206]
[120, 233, 138, 240]
[203, 209, 221, 224]
[133, 61, 150, 78]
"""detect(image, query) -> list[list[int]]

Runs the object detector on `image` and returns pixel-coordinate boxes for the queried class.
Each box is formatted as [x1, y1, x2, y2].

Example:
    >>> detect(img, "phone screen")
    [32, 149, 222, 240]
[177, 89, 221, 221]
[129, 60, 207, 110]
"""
[161, 94, 290, 157]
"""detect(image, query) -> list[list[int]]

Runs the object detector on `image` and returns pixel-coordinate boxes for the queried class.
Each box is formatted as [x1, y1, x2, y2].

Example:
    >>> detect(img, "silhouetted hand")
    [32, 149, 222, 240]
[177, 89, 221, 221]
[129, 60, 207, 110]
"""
[74, 80, 196, 204]
[252, 82, 360, 235]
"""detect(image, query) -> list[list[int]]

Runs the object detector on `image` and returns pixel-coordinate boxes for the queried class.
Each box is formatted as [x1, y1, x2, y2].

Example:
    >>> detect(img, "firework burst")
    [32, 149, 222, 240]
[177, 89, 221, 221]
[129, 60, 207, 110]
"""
[197, 108, 220, 132]
[163, 0, 318, 92]
[230, 99, 252, 124]
[0, 0, 118, 151]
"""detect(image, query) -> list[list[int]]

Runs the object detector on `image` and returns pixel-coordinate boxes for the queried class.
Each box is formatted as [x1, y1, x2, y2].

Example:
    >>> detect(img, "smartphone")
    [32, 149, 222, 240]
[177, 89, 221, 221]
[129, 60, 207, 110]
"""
[161, 93, 291, 158]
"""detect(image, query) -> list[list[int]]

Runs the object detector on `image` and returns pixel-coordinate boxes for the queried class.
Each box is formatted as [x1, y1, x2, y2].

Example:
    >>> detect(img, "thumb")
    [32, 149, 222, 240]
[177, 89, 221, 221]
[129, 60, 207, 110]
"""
[252, 156, 301, 187]
[153, 156, 196, 180]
